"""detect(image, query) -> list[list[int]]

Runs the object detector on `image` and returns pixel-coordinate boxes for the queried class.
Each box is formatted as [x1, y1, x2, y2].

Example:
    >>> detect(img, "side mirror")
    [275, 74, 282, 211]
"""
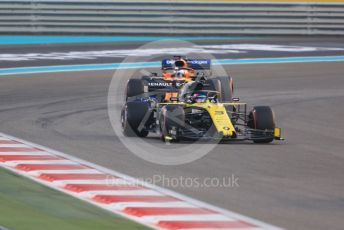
[232, 97, 240, 102]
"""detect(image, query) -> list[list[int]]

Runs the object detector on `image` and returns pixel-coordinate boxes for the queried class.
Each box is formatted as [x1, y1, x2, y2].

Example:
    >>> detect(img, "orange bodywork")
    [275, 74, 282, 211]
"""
[161, 58, 196, 102]
[162, 70, 194, 80]
[164, 92, 179, 101]
[162, 59, 195, 81]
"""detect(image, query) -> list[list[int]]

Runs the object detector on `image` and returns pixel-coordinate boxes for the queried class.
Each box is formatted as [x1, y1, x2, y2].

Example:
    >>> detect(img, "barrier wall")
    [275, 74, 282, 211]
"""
[1, 0, 344, 35]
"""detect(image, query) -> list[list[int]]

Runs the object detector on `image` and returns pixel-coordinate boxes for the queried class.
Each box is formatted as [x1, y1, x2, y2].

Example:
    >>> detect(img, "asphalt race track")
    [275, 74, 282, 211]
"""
[1, 38, 344, 230]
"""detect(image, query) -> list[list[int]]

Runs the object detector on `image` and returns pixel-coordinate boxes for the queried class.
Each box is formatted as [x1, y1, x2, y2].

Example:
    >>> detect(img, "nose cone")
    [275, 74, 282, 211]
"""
[205, 104, 236, 138]
[222, 127, 235, 137]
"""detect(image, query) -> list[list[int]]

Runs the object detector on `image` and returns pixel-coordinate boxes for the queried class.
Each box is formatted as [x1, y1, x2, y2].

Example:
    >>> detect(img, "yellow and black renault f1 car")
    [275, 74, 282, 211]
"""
[121, 79, 283, 143]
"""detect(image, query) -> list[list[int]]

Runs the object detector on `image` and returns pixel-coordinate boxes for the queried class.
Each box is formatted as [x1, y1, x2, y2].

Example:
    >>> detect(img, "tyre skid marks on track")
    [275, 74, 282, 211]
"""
[0, 133, 282, 230]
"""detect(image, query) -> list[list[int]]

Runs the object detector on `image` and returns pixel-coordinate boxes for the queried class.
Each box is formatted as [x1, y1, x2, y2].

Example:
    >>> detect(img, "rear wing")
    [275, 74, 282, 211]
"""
[162, 59, 211, 70]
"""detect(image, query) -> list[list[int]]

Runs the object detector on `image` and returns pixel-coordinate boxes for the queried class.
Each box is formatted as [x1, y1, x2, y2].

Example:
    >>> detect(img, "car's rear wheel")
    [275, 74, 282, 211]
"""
[203, 79, 221, 92]
[126, 79, 145, 101]
[160, 105, 185, 142]
[248, 106, 275, 143]
[121, 101, 149, 137]
[215, 76, 234, 102]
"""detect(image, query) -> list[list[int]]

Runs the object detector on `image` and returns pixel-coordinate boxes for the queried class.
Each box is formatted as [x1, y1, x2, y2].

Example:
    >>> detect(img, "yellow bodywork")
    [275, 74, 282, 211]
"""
[274, 127, 281, 139]
[190, 103, 236, 137]
[160, 101, 237, 137]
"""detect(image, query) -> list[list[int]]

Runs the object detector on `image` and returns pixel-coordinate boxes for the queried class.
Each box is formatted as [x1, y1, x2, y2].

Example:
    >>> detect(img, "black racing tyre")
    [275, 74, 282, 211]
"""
[126, 79, 145, 100]
[214, 76, 234, 102]
[121, 101, 149, 137]
[248, 106, 275, 143]
[141, 75, 155, 81]
[203, 79, 221, 92]
[160, 105, 185, 142]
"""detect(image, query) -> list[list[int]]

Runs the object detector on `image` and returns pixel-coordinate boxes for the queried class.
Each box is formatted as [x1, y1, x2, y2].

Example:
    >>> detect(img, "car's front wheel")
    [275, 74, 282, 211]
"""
[248, 106, 275, 143]
[121, 101, 149, 137]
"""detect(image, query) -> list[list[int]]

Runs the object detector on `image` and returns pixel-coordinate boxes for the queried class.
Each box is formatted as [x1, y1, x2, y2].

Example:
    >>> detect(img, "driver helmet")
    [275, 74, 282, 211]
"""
[192, 92, 207, 103]
[175, 59, 188, 68]
[173, 69, 187, 79]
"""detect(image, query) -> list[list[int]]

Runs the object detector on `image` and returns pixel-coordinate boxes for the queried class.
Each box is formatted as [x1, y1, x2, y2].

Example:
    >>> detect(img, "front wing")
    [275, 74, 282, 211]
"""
[178, 126, 282, 141]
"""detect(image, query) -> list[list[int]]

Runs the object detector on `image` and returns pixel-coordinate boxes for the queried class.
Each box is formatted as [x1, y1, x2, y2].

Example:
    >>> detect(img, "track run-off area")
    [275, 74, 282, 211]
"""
[0, 36, 344, 230]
